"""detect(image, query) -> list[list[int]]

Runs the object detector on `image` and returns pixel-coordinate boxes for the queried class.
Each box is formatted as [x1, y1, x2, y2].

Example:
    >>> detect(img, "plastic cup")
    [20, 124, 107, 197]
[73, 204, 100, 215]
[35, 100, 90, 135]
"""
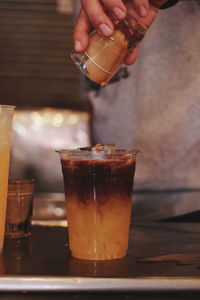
[57, 146, 139, 260]
[0, 105, 15, 253]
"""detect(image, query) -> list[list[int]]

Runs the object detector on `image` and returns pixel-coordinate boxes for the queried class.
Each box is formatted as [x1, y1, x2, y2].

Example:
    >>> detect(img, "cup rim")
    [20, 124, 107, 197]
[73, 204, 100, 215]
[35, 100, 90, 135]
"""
[56, 148, 140, 160]
[8, 178, 35, 185]
[0, 105, 16, 110]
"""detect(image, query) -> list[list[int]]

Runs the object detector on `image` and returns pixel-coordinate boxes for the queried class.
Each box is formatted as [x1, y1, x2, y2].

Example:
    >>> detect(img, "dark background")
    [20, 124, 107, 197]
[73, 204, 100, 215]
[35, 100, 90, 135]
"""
[0, 0, 89, 110]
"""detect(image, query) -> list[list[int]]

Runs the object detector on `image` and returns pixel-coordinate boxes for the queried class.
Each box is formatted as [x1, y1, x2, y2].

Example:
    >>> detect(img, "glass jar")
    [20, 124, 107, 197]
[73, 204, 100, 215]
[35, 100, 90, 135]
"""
[71, 16, 146, 87]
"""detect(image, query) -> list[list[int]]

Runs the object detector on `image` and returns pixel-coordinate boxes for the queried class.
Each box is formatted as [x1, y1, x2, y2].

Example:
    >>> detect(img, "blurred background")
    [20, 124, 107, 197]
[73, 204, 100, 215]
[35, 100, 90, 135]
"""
[0, 0, 87, 110]
[0, 0, 91, 194]
[1, 0, 199, 222]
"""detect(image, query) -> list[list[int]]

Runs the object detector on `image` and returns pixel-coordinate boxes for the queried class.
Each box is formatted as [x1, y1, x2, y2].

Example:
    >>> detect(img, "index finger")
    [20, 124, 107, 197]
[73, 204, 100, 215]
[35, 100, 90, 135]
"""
[81, 0, 114, 37]
[73, 8, 91, 52]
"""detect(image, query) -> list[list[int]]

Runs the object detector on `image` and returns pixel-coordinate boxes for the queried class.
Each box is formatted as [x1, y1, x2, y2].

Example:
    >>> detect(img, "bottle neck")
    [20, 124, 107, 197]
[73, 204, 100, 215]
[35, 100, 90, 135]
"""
[114, 17, 146, 50]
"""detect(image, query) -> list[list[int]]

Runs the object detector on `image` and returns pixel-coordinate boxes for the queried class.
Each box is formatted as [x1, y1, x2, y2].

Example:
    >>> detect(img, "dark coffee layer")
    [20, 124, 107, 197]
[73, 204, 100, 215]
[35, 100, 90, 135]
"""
[61, 159, 136, 205]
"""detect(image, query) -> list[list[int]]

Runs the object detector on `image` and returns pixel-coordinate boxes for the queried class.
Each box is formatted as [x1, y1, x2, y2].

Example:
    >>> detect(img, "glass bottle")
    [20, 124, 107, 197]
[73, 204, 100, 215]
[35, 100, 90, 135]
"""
[71, 0, 173, 86]
[71, 16, 146, 87]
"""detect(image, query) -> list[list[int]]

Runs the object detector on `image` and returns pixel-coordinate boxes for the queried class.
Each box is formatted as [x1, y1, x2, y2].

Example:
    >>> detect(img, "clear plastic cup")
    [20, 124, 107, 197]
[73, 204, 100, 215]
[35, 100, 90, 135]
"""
[0, 105, 15, 253]
[57, 145, 139, 260]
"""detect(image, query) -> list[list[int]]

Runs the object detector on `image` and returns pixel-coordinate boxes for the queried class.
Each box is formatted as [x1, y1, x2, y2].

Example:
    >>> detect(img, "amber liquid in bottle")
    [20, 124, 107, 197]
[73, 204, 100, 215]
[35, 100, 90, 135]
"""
[86, 30, 128, 86]
[71, 17, 146, 86]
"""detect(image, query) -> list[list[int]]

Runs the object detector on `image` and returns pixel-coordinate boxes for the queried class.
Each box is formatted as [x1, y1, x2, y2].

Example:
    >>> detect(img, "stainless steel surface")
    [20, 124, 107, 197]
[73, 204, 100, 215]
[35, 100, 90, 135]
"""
[0, 277, 200, 292]
[1, 215, 200, 292]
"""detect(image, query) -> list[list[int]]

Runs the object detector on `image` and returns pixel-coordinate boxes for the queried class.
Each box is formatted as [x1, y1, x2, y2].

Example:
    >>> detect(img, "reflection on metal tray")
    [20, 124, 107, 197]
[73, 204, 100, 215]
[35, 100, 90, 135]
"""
[1, 221, 200, 292]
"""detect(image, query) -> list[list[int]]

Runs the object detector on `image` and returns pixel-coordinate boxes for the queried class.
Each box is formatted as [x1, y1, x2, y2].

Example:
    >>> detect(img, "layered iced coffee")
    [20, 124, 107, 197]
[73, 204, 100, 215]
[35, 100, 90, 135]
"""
[57, 145, 139, 260]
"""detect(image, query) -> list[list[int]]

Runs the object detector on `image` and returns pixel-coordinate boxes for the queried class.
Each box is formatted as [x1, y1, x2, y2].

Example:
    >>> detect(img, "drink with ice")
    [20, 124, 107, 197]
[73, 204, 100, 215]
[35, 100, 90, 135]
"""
[57, 145, 139, 260]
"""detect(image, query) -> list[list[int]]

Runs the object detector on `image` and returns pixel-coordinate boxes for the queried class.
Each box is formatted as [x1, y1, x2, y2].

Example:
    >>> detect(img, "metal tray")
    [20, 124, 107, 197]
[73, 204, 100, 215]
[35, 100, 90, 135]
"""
[0, 192, 200, 292]
[1, 195, 200, 292]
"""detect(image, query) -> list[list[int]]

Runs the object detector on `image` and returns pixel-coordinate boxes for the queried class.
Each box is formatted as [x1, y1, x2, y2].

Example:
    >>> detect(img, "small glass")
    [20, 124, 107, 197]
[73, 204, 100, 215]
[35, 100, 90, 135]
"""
[5, 179, 35, 239]
[71, 17, 146, 87]
[57, 145, 139, 260]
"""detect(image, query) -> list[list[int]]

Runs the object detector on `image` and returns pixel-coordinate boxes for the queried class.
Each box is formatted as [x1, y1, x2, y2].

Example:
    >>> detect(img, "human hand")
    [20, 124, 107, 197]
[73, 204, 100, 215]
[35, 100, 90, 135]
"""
[73, 0, 158, 65]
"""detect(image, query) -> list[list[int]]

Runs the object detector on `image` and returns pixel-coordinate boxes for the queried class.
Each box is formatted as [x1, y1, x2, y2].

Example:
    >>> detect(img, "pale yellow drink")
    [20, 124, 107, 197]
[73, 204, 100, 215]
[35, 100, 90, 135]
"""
[0, 105, 15, 253]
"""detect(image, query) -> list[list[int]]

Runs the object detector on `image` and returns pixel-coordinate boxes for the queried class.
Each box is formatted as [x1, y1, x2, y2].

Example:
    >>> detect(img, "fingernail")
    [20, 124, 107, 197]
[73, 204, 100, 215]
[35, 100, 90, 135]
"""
[139, 5, 147, 17]
[74, 40, 82, 52]
[113, 7, 126, 19]
[99, 23, 113, 36]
